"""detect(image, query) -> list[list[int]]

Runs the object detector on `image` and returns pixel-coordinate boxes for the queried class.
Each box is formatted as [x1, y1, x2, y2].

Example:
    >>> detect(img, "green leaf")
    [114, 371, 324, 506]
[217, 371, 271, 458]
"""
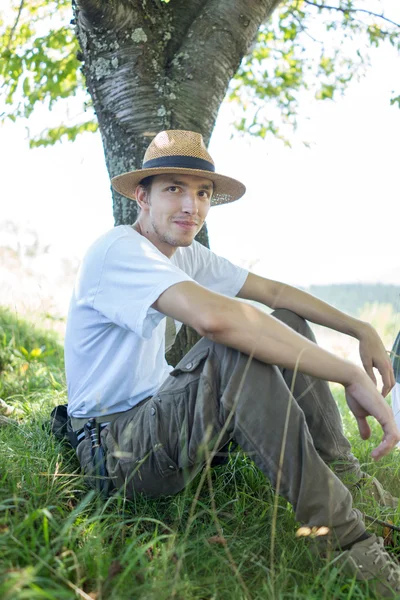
[29, 120, 99, 147]
[390, 95, 400, 107]
[315, 84, 335, 100]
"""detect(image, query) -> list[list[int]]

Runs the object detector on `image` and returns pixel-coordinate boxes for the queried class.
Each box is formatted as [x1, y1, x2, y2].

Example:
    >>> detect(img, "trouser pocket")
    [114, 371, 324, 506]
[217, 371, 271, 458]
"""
[104, 403, 187, 498]
[169, 347, 211, 378]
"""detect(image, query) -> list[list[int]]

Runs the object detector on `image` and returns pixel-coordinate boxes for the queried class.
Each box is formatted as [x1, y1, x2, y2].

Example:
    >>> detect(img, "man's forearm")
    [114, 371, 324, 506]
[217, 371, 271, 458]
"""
[238, 275, 366, 339]
[207, 300, 362, 387]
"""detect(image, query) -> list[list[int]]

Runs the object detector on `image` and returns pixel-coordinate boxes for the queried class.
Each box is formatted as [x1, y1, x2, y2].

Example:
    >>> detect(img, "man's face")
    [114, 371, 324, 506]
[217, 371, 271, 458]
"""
[138, 173, 213, 250]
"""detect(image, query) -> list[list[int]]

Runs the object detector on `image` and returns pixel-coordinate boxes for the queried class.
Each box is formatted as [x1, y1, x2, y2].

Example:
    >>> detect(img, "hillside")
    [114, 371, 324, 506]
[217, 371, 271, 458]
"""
[303, 283, 400, 317]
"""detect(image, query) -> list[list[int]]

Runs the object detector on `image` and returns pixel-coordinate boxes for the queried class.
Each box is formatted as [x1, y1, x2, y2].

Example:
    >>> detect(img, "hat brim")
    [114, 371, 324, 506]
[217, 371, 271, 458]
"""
[111, 167, 246, 206]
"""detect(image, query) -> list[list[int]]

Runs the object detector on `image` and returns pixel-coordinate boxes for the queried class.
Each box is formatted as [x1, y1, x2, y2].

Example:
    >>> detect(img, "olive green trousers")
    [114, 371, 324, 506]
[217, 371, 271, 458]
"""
[77, 309, 366, 547]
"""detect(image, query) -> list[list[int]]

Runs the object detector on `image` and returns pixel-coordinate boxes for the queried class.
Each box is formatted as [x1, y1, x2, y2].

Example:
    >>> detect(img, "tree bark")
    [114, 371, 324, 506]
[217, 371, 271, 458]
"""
[73, 0, 282, 359]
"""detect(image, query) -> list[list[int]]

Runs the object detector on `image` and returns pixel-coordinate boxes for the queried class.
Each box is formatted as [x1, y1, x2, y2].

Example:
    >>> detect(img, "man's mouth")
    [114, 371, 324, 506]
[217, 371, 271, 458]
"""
[173, 220, 198, 229]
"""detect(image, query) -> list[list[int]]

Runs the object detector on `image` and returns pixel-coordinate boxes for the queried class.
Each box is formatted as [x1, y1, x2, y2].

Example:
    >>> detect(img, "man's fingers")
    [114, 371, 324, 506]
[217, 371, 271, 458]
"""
[364, 364, 377, 386]
[371, 416, 400, 460]
[357, 416, 371, 440]
[345, 375, 399, 459]
[382, 382, 391, 397]
[362, 357, 377, 386]
[379, 362, 395, 397]
[371, 433, 399, 460]
[364, 358, 394, 397]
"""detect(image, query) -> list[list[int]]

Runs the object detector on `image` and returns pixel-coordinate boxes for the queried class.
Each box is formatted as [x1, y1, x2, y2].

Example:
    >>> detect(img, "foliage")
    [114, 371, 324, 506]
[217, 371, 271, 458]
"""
[0, 307, 400, 598]
[0, 0, 96, 147]
[0, 307, 64, 401]
[1, 0, 399, 146]
[230, 0, 400, 144]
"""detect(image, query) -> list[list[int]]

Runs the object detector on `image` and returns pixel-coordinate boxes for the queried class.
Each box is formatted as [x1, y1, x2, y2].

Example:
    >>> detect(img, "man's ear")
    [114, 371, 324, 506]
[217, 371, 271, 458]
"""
[135, 185, 150, 211]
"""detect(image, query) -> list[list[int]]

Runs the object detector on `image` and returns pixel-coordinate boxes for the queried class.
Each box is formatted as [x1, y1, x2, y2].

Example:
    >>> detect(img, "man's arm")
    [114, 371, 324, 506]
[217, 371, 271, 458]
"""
[236, 273, 395, 397]
[153, 280, 399, 460]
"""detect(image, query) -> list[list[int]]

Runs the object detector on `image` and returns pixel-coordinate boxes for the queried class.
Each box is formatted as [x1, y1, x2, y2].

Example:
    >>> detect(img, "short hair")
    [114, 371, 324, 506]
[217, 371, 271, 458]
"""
[138, 175, 154, 194]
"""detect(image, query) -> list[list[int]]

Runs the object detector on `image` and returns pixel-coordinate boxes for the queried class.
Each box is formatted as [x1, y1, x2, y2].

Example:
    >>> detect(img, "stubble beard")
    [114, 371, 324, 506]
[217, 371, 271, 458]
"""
[151, 215, 200, 248]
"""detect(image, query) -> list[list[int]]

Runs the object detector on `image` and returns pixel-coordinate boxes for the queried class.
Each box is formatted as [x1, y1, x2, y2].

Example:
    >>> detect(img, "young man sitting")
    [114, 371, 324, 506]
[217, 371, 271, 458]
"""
[65, 130, 400, 597]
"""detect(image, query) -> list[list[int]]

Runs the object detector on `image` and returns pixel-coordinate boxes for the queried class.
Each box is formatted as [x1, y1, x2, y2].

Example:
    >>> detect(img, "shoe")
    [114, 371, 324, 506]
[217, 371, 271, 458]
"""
[352, 473, 398, 509]
[333, 535, 400, 598]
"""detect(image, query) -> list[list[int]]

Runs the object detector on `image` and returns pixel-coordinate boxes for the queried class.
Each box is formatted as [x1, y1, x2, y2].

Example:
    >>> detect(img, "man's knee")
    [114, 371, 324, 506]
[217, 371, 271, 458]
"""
[271, 308, 316, 342]
[271, 308, 304, 328]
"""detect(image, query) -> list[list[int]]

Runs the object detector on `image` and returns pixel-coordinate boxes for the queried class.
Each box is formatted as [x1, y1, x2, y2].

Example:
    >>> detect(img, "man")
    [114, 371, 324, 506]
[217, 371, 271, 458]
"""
[65, 130, 400, 597]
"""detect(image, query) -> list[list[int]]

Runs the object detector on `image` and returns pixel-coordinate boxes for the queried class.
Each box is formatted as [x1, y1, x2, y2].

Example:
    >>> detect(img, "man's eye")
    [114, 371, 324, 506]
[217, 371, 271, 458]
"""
[199, 191, 210, 198]
[168, 186, 179, 192]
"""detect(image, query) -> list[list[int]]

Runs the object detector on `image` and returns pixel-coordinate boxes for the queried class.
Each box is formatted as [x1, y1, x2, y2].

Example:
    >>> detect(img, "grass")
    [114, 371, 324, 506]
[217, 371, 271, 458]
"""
[1, 306, 400, 599]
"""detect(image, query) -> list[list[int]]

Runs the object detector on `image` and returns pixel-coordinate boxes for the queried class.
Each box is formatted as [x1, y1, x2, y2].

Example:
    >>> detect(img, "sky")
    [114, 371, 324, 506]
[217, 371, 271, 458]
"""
[1, 19, 400, 288]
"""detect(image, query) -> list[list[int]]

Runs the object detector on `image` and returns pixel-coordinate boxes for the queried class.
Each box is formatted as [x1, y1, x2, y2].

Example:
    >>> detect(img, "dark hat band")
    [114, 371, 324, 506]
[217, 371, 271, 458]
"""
[143, 155, 215, 172]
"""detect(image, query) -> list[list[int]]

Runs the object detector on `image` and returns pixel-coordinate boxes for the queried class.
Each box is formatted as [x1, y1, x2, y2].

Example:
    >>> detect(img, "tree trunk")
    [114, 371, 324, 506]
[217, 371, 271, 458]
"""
[73, 0, 282, 360]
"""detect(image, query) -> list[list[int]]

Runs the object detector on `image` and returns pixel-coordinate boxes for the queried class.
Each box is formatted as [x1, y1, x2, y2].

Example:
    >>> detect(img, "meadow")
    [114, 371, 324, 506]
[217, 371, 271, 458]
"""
[0, 305, 400, 600]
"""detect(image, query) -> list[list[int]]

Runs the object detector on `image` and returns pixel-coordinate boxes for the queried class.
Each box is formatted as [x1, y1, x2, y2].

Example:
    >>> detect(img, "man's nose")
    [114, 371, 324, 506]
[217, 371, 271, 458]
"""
[182, 192, 199, 214]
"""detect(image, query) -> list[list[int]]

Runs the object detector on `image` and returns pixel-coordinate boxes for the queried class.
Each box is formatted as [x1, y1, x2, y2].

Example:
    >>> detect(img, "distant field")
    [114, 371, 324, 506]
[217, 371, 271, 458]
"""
[303, 283, 400, 318]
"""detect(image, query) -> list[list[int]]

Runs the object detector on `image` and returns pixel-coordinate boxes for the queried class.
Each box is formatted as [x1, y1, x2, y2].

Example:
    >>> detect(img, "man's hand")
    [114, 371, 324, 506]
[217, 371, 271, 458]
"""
[345, 370, 400, 460]
[358, 322, 395, 397]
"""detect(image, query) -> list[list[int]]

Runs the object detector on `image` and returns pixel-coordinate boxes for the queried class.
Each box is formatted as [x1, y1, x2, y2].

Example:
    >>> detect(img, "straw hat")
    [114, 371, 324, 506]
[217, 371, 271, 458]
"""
[111, 130, 246, 206]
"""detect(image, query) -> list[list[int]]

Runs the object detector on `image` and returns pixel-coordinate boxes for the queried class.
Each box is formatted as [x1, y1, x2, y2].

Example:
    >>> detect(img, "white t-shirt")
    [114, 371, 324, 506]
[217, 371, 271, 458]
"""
[65, 225, 248, 418]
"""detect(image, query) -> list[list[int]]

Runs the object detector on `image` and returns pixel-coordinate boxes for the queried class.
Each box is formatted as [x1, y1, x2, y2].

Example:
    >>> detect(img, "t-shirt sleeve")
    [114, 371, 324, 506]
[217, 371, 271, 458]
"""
[191, 241, 248, 297]
[92, 234, 193, 339]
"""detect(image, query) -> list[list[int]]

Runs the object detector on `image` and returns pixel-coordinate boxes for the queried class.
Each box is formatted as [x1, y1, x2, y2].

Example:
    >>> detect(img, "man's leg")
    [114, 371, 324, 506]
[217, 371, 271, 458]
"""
[270, 309, 398, 511]
[271, 308, 362, 486]
[104, 337, 366, 548]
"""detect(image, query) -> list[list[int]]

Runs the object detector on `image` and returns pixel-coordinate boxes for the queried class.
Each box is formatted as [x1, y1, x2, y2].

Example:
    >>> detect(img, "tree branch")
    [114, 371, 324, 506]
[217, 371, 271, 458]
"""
[166, 0, 209, 59]
[5, 0, 25, 52]
[303, 0, 400, 28]
[289, 7, 323, 44]
[166, 0, 283, 139]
